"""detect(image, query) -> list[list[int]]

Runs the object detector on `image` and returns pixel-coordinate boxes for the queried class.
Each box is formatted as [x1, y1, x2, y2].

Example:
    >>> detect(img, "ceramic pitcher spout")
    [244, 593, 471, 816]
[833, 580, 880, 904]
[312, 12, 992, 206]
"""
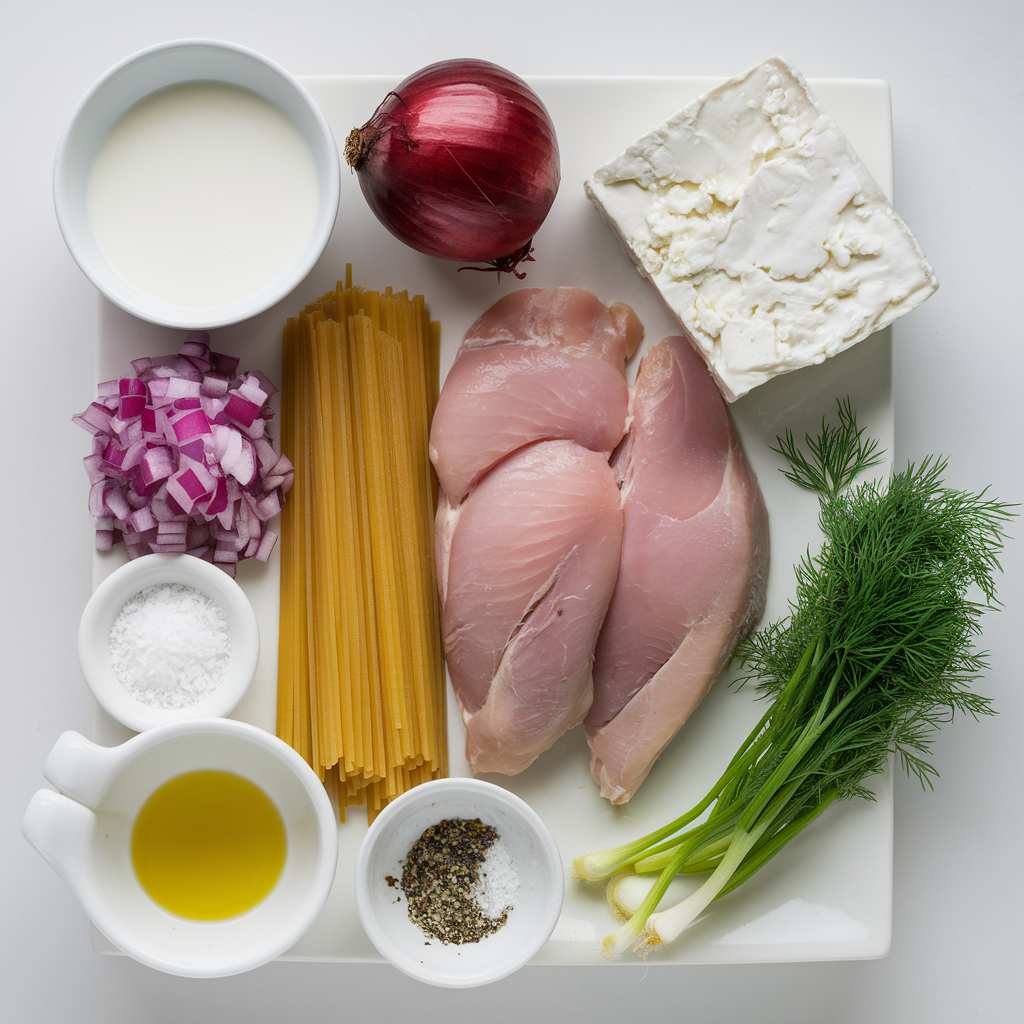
[43, 730, 132, 807]
[21, 789, 97, 900]
[22, 730, 132, 917]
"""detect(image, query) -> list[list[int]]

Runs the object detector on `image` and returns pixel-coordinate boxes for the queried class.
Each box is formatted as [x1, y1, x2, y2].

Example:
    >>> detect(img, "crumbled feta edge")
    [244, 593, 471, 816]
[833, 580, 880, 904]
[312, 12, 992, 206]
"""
[584, 55, 939, 403]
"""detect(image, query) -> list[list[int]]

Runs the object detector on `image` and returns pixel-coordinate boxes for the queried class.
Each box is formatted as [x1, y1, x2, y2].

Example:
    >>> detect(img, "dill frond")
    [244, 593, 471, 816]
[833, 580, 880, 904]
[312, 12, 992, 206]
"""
[771, 397, 885, 497]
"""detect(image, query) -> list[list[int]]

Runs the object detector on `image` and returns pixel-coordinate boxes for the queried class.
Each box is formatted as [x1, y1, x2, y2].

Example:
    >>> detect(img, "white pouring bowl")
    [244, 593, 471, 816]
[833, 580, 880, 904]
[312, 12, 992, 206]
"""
[53, 38, 339, 329]
[355, 778, 564, 988]
[21, 719, 338, 977]
[78, 553, 259, 732]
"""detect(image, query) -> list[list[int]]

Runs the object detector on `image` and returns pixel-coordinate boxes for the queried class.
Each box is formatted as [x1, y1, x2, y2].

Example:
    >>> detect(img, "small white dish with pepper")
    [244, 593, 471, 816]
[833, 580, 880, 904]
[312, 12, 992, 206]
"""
[355, 777, 564, 987]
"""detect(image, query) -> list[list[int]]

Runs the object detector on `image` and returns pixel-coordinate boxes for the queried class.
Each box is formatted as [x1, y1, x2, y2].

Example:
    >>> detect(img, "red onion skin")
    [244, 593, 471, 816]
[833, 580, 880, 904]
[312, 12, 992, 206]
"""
[350, 60, 560, 265]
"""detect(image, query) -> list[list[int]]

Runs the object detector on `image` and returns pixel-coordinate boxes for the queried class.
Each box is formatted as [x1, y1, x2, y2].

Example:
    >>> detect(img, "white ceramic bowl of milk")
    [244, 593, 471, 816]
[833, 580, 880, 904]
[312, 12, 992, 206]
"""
[54, 39, 340, 329]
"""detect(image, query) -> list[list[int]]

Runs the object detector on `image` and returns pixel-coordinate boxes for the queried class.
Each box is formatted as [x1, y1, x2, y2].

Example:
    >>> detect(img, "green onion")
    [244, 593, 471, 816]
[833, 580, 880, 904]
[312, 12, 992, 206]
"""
[574, 401, 1013, 956]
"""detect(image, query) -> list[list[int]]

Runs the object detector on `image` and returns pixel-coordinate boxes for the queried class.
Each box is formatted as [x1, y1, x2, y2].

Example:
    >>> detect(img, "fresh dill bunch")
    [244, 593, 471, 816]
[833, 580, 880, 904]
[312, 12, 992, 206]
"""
[738, 456, 1007, 792]
[575, 409, 1013, 958]
[771, 397, 884, 497]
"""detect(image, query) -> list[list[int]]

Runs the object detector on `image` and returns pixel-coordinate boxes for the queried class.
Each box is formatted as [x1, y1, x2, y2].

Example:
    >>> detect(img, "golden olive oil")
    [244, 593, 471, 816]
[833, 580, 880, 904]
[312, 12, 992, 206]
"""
[131, 769, 287, 920]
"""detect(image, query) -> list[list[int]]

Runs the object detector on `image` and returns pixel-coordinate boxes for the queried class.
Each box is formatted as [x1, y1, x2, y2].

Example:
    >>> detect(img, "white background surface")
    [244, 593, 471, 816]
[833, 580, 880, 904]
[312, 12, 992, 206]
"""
[1, 1, 1020, 1021]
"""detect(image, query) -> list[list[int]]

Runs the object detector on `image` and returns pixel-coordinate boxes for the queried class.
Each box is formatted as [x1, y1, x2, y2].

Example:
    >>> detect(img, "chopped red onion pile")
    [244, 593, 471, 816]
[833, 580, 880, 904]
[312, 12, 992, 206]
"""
[73, 332, 293, 575]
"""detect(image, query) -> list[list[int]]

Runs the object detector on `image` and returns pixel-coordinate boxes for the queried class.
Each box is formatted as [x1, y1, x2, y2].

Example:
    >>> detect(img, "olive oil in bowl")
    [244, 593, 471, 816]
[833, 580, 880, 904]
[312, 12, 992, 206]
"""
[132, 769, 287, 920]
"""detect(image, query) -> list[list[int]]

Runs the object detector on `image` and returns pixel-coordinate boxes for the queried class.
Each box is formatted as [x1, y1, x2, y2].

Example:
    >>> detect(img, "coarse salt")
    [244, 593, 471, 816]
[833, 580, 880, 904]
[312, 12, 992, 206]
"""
[108, 582, 231, 709]
[474, 836, 519, 919]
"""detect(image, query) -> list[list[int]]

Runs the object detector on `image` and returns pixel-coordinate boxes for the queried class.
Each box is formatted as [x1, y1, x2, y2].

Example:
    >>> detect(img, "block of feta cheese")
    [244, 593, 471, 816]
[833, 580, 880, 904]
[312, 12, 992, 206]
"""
[585, 56, 939, 402]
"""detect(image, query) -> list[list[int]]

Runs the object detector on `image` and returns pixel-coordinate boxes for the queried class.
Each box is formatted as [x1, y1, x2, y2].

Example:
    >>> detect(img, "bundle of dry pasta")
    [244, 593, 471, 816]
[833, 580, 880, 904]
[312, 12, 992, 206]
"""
[277, 266, 446, 821]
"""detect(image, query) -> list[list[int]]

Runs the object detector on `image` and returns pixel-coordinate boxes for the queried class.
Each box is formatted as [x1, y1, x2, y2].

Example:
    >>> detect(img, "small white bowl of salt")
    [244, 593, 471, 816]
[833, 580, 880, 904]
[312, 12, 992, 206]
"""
[78, 553, 259, 732]
[355, 777, 564, 988]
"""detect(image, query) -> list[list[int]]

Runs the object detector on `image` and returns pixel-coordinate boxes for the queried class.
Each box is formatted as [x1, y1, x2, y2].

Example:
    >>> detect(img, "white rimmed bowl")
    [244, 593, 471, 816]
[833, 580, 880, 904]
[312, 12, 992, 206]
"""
[355, 778, 564, 988]
[53, 38, 339, 329]
[79, 553, 259, 732]
[22, 719, 338, 977]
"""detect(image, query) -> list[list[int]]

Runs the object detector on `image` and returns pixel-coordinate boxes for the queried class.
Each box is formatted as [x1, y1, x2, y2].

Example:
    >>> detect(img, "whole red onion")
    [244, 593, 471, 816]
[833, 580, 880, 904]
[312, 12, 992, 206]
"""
[345, 59, 560, 275]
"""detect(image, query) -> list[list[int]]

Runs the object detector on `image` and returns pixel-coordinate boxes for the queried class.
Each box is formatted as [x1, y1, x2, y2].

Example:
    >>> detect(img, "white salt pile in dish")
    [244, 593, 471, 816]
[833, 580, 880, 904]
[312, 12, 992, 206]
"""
[108, 581, 231, 708]
[474, 836, 520, 919]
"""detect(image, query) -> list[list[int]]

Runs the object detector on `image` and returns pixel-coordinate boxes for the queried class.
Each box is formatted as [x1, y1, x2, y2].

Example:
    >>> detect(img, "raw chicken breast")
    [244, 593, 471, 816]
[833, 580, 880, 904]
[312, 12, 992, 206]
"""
[437, 440, 622, 775]
[430, 287, 642, 504]
[586, 337, 769, 804]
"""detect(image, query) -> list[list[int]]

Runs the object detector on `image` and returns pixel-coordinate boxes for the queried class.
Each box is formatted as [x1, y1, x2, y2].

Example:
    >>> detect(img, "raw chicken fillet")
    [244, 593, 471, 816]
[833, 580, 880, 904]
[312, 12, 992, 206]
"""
[432, 288, 640, 775]
[436, 441, 622, 774]
[586, 337, 769, 803]
[430, 287, 642, 504]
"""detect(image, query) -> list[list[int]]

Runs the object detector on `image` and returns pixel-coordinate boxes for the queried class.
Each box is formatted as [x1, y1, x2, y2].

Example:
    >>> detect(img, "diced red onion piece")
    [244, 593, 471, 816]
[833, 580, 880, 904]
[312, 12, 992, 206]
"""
[105, 487, 131, 521]
[119, 394, 146, 419]
[240, 417, 267, 441]
[270, 453, 294, 476]
[148, 485, 176, 522]
[247, 369, 278, 399]
[182, 336, 210, 357]
[265, 470, 295, 493]
[151, 540, 188, 553]
[139, 447, 175, 487]
[166, 377, 201, 400]
[206, 476, 229, 516]
[212, 351, 240, 376]
[201, 395, 229, 422]
[157, 520, 188, 536]
[128, 507, 157, 533]
[88, 481, 108, 518]
[125, 488, 147, 509]
[224, 434, 257, 488]
[256, 491, 281, 521]
[73, 403, 114, 436]
[254, 437, 278, 472]
[254, 530, 277, 562]
[180, 455, 216, 493]
[236, 376, 269, 408]
[171, 408, 212, 443]
[201, 373, 230, 398]
[166, 467, 211, 514]
[83, 454, 105, 484]
[224, 393, 260, 429]
[148, 378, 171, 403]
[216, 501, 235, 531]
[118, 417, 144, 447]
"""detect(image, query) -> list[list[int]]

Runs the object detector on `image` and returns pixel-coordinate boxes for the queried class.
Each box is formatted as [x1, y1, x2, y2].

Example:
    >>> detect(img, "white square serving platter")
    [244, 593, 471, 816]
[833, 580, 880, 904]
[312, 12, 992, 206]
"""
[90, 72, 896, 966]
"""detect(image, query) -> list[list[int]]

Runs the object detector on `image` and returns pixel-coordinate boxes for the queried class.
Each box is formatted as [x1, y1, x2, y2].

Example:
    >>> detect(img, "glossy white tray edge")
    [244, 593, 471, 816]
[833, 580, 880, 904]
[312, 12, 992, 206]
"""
[87, 72, 897, 967]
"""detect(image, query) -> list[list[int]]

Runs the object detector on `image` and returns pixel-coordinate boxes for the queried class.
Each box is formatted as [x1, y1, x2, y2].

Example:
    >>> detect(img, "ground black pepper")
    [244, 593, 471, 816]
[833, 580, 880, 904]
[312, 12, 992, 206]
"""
[395, 817, 509, 944]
